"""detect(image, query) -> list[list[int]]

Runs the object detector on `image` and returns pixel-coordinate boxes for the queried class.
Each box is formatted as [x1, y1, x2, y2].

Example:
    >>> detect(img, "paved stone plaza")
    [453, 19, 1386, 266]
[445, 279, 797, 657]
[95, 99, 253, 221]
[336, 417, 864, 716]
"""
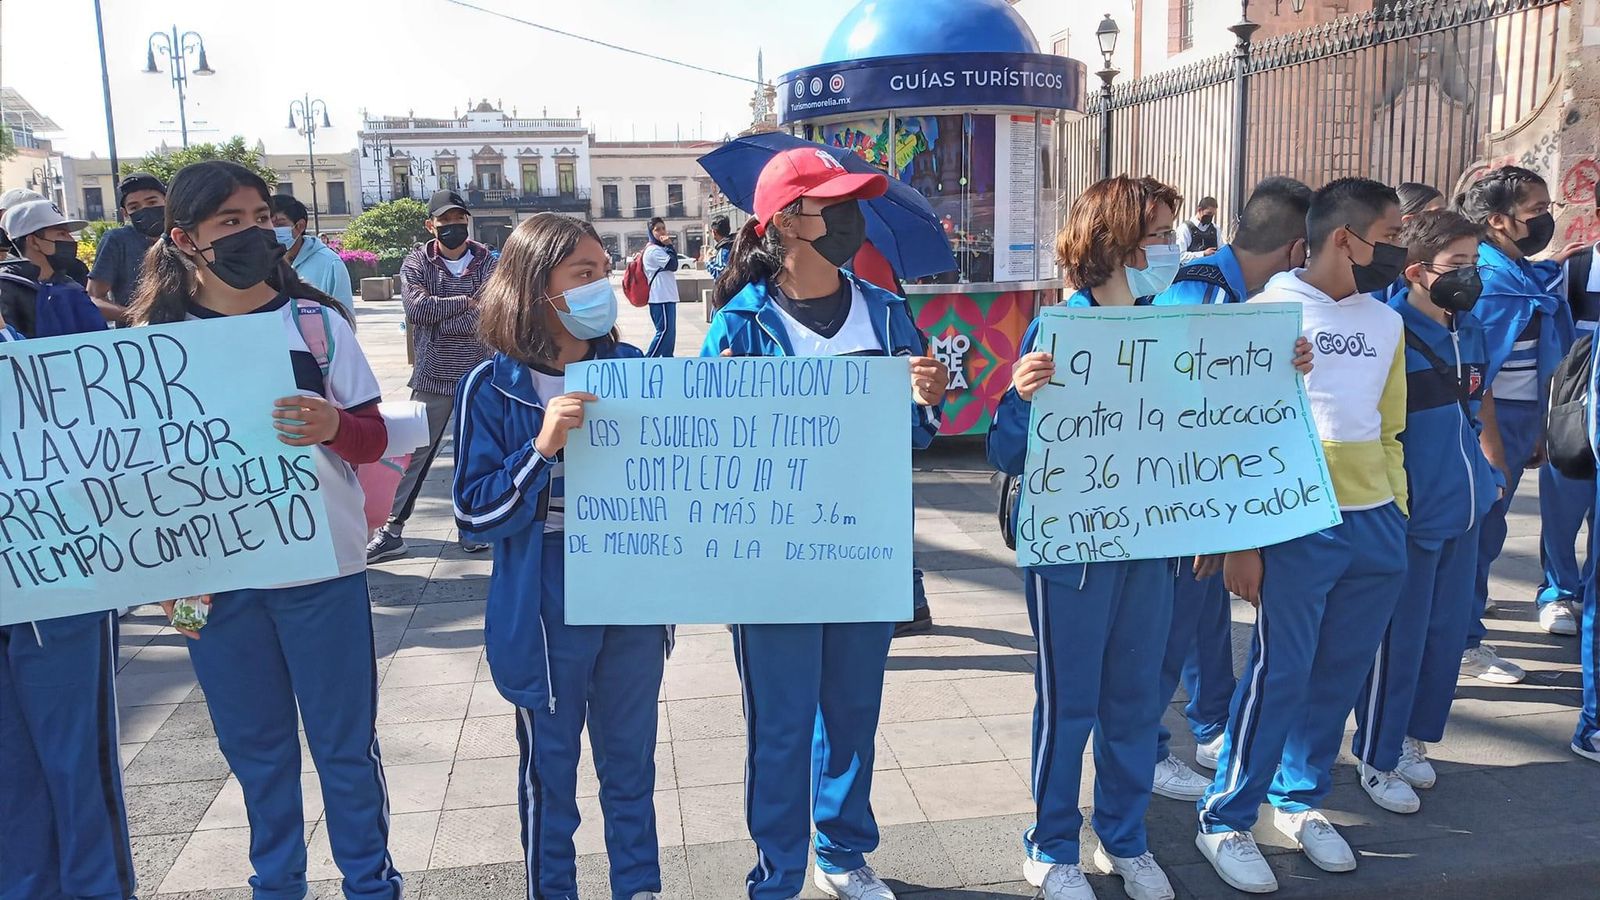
[111, 292, 1600, 898]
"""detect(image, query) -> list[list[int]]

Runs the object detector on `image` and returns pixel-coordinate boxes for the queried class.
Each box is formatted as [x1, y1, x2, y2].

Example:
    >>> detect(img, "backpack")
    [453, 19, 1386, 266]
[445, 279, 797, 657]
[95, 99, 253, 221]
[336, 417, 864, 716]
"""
[290, 299, 417, 530]
[1171, 263, 1240, 304]
[1546, 331, 1595, 480]
[621, 251, 653, 307]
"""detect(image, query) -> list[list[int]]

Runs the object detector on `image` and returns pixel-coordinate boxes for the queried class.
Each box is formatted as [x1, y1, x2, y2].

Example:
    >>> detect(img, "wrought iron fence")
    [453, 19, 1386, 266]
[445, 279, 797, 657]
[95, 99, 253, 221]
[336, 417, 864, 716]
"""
[1063, 0, 1567, 217]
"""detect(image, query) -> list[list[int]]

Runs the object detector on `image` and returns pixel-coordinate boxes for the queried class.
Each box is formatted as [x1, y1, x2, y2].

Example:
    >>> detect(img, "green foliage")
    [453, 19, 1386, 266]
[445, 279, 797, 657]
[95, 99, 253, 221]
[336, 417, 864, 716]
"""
[120, 136, 277, 188]
[0, 123, 15, 162]
[342, 199, 430, 255]
[74, 220, 121, 267]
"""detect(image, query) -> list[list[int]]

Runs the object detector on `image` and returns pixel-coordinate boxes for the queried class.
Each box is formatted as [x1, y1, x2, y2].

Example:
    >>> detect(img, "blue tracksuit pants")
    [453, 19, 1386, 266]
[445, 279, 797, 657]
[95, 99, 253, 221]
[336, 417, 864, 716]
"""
[1354, 525, 1481, 771]
[1025, 559, 1173, 864]
[517, 534, 666, 900]
[646, 302, 677, 358]
[1155, 559, 1236, 761]
[1539, 463, 1595, 607]
[1471, 398, 1543, 648]
[1577, 503, 1600, 753]
[187, 573, 402, 900]
[732, 620, 894, 900]
[1200, 505, 1407, 833]
[0, 611, 135, 900]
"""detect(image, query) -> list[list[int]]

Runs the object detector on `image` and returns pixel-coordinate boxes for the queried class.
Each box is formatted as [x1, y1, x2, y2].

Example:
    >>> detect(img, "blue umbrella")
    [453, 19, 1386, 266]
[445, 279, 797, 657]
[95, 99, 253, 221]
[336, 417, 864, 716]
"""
[697, 132, 958, 280]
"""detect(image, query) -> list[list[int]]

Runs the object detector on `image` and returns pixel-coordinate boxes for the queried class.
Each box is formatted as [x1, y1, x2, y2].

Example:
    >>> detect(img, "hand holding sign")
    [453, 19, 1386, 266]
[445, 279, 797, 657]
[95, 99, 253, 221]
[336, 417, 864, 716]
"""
[1012, 351, 1057, 402]
[536, 392, 599, 458]
[272, 395, 341, 446]
[909, 356, 949, 406]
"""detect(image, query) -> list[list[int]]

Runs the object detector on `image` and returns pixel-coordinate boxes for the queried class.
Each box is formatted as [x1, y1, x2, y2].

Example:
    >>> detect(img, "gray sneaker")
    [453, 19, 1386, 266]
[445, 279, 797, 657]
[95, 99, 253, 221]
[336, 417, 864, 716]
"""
[366, 529, 407, 563]
[460, 540, 490, 554]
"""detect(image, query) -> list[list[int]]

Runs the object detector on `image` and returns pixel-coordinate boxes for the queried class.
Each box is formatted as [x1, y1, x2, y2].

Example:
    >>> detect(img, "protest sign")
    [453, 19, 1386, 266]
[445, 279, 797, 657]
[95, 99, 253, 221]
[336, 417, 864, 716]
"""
[563, 356, 912, 625]
[0, 316, 338, 625]
[1016, 304, 1340, 567]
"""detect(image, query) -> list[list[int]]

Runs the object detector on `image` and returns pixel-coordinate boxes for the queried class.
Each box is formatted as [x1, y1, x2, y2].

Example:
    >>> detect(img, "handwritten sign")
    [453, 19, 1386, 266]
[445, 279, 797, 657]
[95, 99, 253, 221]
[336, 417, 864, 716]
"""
[563, 357, 912, 625]
[1017, 304, 1340, 566]
[0, 316, 337, 625]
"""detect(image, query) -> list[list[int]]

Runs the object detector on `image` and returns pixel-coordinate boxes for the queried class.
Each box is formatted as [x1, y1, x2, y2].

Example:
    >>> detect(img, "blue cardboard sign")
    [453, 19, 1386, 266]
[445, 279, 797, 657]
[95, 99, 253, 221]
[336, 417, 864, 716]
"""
[0, 316, 338, 625]
[563, 357, 912, 625]
[1016, 304, 1341, 566]
[779, 52, 1088, 123]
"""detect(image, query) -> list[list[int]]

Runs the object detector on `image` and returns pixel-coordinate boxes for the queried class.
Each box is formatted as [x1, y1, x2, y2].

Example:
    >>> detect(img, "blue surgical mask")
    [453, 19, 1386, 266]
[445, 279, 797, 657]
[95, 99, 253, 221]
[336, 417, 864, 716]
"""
[1125, 243, 1182, 298]
[273, 226, 297, 248]
[551, 277, 618, 339]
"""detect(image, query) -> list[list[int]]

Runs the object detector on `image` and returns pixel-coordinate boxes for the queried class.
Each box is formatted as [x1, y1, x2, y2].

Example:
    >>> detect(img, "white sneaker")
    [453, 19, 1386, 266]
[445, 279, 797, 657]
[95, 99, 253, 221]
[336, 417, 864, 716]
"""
[1396, 737, 1437, 789]
[1195, 733, 1224, 771]
[1573, 742, 1600, 764]
[1152, 754, 1211, 801]
[1358, 764, 1420, 814]
[1023, 858, 1097, 900]
[1540, 601, 1579, 636]
[1272, 808, 1355, 873]
[814, 865, 895, 900]
[629, 894, 659, 900]
[1195, 830, 1277, 893]
[1460, 644, 1526, 684]
[1091, 847, 1173, 900]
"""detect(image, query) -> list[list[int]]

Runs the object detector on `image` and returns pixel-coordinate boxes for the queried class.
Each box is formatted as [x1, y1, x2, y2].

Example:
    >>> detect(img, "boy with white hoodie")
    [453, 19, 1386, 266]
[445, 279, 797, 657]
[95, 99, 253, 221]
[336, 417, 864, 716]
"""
[1197, 178, 1409, 894]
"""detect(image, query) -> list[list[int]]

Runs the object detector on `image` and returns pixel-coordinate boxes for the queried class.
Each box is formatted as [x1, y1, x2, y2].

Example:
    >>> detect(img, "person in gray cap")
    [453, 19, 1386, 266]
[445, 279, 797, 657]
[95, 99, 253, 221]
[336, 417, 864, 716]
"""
[0, 199, 106, 338]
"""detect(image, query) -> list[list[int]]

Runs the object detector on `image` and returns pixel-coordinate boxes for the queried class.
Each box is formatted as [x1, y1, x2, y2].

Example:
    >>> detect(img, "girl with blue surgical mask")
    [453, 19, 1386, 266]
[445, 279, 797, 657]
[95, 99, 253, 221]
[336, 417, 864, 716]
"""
[453, 212, 669, 900]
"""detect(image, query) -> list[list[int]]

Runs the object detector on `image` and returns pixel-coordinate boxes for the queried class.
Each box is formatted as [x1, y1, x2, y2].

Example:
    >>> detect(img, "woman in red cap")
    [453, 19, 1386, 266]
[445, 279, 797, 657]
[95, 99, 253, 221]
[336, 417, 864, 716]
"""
[705, 147, 947, 900]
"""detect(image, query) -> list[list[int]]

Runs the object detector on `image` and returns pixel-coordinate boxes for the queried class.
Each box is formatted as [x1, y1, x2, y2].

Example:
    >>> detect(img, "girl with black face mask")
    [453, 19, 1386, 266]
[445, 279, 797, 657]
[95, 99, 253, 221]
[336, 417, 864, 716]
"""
[1456, 165, 1591, 674]
[130, 160, 404, 899]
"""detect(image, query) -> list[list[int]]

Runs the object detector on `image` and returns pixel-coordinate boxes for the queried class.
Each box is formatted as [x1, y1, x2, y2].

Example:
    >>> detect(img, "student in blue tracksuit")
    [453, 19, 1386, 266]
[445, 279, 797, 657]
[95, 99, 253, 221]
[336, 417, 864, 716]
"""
[0, 319, 137, 900]
[1353, 210, 1505, 815]
[1578, 321, 1600, 766]
[137, 162, 402, 900]
[1146, 177, 1314, 805]
[704, 148, 946, 900]
[453, 213, 670, 900]
[1457, 166, 1583, 681]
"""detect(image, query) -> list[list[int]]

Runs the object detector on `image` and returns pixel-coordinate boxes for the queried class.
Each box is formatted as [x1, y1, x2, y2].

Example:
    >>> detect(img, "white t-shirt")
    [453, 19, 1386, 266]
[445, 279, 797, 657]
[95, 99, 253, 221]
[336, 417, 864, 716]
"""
[643, 244, 680, 304]
[185, 296, 382, 584]
[773, 283, 882, 357]
[529, 368, 566, 533]
[442, 250, 474, 278]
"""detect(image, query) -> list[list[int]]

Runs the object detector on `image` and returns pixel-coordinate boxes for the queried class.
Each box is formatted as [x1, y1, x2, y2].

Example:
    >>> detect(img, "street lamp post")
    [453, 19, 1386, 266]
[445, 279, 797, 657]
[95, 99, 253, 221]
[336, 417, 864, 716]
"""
[144, 25, 214, 149]
[361, 134, 395, 203]
[29, 164, 62, 207]
[1228, 1, 1262, 221]
[1095, 14, 1121, 181]
[288, 95, 332, 233]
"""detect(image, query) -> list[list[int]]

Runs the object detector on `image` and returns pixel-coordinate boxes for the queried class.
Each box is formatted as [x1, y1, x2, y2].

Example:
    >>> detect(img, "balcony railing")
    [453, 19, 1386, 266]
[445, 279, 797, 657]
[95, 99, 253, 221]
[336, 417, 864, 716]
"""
[363, 117, 585, 132]
[463, 187, 593, 212]
[666, 203, 686, 219]
[633, 206, 655, 219]
[601, 205, 623, 219]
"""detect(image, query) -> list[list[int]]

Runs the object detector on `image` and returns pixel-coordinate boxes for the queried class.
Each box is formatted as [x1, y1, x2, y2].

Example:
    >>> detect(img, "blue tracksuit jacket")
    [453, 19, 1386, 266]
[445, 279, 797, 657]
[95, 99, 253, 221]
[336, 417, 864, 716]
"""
[1153, 246, 1248, 305]
[1474, 241, 1574, 391]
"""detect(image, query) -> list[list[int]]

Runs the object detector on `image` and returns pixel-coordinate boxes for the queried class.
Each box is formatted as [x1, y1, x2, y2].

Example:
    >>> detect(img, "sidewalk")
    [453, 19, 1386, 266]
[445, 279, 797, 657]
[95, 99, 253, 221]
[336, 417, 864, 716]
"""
[111, 291, 1600, 898]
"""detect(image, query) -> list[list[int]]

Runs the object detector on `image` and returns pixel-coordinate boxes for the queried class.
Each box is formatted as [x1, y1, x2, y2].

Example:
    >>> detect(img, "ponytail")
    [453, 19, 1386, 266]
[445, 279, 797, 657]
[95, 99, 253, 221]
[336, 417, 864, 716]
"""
[711, 202, 800, 308]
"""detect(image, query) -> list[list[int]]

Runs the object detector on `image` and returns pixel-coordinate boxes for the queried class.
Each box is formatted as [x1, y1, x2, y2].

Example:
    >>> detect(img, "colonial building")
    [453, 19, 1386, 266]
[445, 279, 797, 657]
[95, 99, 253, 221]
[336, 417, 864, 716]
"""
[0, 88, 69, 214]
[589, 140, 717, 262]
[356, 99, 592, 248]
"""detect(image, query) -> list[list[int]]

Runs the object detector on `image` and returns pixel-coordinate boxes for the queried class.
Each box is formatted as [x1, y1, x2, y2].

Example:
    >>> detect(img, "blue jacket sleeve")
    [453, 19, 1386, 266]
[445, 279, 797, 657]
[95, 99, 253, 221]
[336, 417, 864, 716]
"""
[986, 318, 1040, 476]
[451, 366, 555, 542]
[701, 311, 734, 357]
[0, 325, 22, 342]
[895, 305, 942, 450]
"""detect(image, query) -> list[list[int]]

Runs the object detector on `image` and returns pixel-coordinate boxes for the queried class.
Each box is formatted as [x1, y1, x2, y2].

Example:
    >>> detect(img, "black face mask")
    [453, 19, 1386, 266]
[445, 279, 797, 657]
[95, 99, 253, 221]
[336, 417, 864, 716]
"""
[1198, 214, 1215, 227]
[435, 223, 470, 251]
[1426, 265, 1483, 313]
[797, 201, 867, 268]
[1347, 230, 1408, 295]
[130, 206, 167, 239]
[195, 227, 281, 291]
[39, 237, 79, 272]
[1514, 212, 1556, 256]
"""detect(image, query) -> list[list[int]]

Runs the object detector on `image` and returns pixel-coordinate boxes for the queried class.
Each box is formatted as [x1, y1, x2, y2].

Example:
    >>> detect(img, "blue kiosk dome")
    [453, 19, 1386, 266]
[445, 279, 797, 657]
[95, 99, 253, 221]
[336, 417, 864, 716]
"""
[819, 0, 1041, 64]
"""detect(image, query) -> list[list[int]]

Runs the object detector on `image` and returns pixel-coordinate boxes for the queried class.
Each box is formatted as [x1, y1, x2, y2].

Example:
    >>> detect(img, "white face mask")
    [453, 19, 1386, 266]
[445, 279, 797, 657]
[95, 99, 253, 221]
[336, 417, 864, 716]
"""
[1126, 243, 1182, 298]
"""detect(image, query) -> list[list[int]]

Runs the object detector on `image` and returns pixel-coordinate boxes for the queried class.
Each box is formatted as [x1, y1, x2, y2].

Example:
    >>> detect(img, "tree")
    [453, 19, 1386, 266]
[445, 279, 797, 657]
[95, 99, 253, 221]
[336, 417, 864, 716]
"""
[120, 136, 277, 187]
[0, 123, 15, 163]
[341, 198, 430, 255]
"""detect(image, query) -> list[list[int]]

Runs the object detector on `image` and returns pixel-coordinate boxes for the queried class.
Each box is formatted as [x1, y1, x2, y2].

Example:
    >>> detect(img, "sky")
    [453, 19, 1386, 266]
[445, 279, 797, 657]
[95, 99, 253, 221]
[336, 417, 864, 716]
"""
[0, 0, 869, 160]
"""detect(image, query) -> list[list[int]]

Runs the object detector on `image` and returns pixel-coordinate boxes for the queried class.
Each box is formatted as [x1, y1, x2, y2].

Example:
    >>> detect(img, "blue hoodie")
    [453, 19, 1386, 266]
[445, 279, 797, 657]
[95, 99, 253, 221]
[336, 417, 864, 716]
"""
[290, 235, 354, 314]
[1388, 290, 1502, 543]
[1473, 241, 1574, 396]
[1153, 245, 1249, 306]
[452, 339, 643, 713]
[702, 272, 942, 448]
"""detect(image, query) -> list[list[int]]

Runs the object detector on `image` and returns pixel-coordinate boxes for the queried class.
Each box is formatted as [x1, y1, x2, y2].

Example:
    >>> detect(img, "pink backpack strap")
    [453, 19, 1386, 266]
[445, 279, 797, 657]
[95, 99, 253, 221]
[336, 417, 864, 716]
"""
[290, 299, 336, 398]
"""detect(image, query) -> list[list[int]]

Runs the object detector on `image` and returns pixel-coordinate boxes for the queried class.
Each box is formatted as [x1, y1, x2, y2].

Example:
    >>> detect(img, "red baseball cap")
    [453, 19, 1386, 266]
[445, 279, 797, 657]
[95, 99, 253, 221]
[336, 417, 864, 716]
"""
[753, 147, 888, 236]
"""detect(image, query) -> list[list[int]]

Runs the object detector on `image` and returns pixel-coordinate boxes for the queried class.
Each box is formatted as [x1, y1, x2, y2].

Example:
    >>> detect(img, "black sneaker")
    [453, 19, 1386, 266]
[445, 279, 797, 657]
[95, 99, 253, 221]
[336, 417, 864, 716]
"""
[894, 603, 933, 638]
[460, 540, 490, 554]
[366, 529, 407, 563]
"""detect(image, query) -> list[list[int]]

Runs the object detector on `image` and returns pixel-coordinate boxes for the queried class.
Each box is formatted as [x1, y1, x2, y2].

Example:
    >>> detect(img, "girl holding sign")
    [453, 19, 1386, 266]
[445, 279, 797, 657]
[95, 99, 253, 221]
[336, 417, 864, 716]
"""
[989, 176, 1312, 900]
[452, 213, 671, 900]
[131, 161, 403, 900]
[705, 148, 948, 900]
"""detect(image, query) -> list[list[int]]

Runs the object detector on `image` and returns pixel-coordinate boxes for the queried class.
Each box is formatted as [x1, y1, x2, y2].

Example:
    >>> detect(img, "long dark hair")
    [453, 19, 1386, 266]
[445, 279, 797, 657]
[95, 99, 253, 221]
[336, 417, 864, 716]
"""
[1455, 165, 1546, 226]
[477, 213, 614, 366]
[129, 160, 348, 325]
[1396, 182, 1442, 218]
[711, 201, 800, 308]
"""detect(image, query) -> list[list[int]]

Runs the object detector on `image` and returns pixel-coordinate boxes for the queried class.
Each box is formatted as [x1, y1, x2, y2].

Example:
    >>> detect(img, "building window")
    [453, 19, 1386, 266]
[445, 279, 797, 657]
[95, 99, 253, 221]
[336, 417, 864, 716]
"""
[602, 184, 620, 217]
[626, 232, 649, 255]
[391, 164, 412, 200]
[438, 163, 458, 191]
[521, 161, 541, 195]
[475, 164, 502, 190]
[83, 187, 104, 221]
[600, 233, 621, 262]
[557, 160, 577, 197]
[634, 184, 652, 218]
[1175, 0, 1194, 53]
[327, 182, 348, 215]
[666, 184, 685, 218]
[1051, 30, 1070, 57]
[277, 180, 295, 197]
